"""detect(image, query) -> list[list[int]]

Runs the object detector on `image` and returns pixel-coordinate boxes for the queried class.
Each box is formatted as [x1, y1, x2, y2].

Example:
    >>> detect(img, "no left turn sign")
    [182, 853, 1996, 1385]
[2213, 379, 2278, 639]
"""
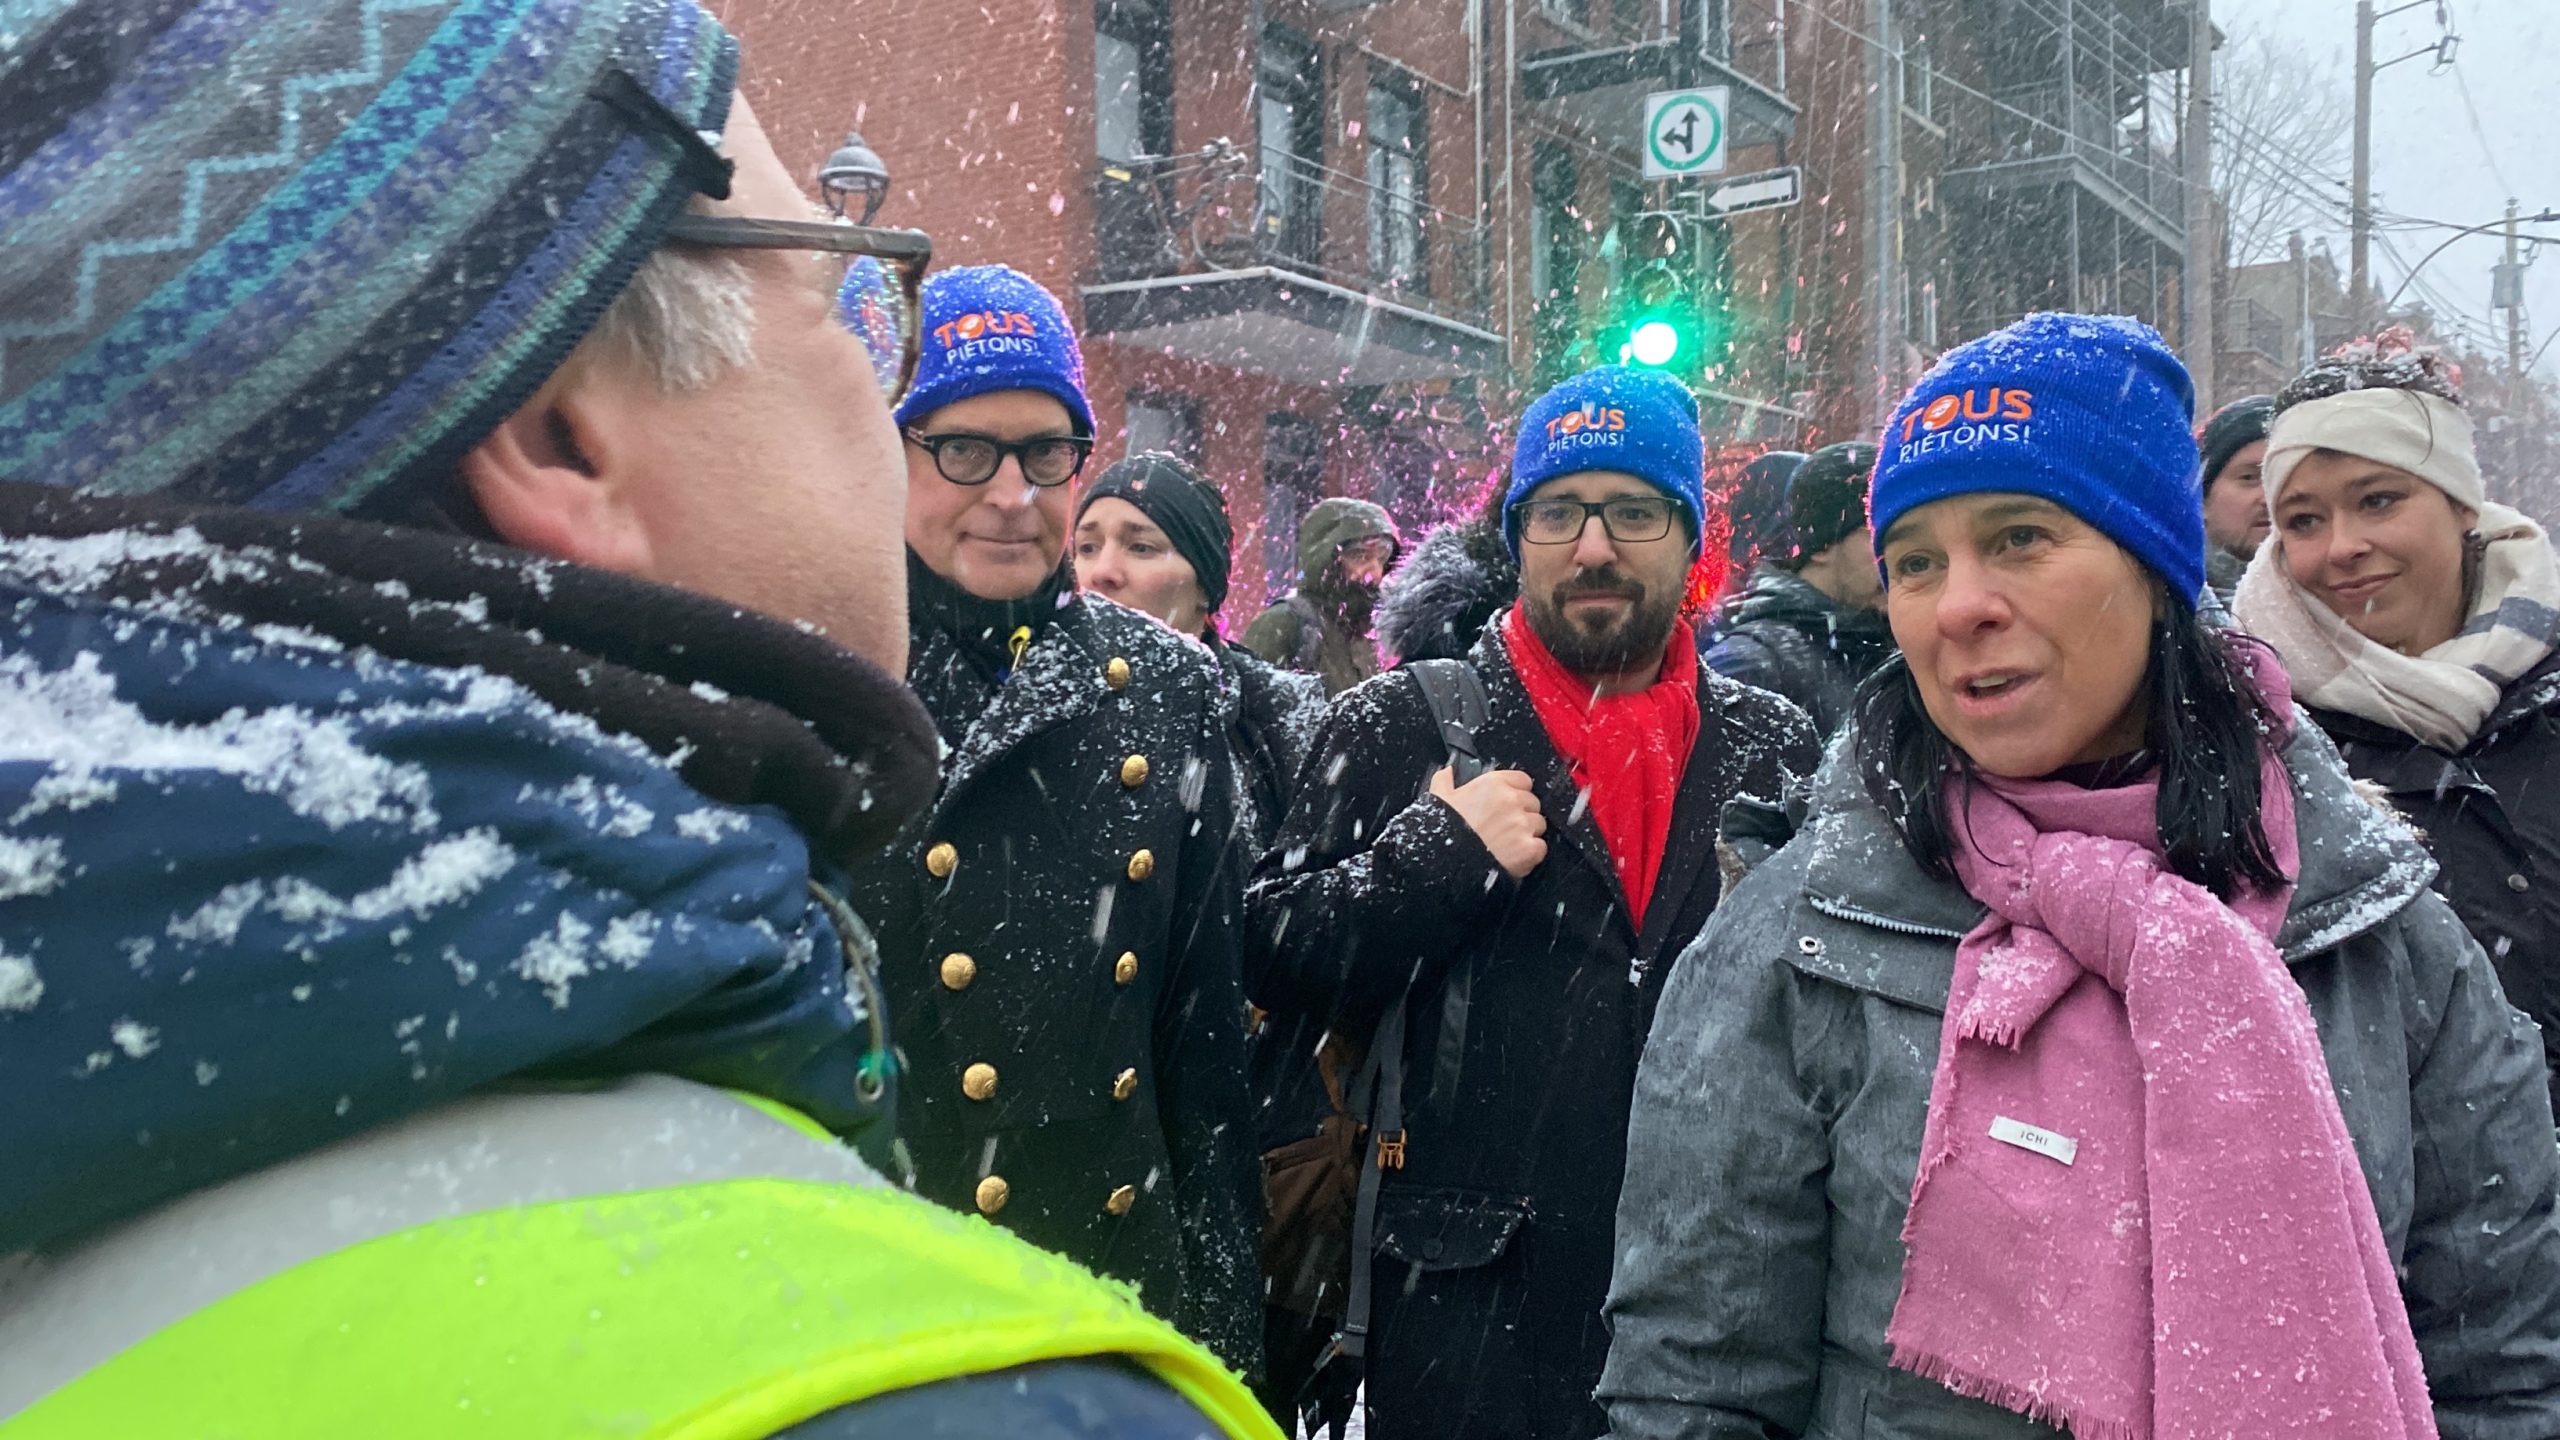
[1642, 88, 1729, 179]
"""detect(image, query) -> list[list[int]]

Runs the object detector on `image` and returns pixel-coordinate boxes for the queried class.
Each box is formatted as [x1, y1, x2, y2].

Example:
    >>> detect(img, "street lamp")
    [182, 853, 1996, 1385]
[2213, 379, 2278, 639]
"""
[818, 128, 889, 224]
[2382, 211, 2560, 312]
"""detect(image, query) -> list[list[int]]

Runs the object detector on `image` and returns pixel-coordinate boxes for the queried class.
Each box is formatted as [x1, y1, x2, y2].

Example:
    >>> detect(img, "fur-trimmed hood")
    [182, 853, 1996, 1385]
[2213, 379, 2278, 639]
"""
[1375, 520, 1519, 665]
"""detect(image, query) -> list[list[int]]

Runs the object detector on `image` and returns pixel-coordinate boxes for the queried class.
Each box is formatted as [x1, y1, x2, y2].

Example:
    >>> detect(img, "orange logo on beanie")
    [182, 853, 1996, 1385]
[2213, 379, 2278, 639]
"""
[933, 311, 1041, 348]
[1900, 387, 2034, 443]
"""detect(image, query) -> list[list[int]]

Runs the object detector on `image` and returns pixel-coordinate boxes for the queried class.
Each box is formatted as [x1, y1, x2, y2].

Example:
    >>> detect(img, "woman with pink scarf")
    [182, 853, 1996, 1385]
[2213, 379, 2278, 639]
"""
[1599, 315, 2560, 1440]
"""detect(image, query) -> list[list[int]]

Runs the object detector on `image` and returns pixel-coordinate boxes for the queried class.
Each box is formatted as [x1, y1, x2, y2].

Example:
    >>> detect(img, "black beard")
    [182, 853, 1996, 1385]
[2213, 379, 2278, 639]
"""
[1524, 567, 1680, 677]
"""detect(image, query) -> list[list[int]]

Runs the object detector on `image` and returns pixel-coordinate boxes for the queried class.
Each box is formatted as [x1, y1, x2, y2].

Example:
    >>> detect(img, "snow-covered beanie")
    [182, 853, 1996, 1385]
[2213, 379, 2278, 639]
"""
[2199, 394, 2276, 491]
[894, 265, 1095, 436]
[1506, 366, 1706, 559]
[2262, 386, 2484, 513]
[1077, 453, 1234, 613]
[1869, 313, 2205, 603]
[0, 0, 740, 513]
[1785, 442, 1879, 565]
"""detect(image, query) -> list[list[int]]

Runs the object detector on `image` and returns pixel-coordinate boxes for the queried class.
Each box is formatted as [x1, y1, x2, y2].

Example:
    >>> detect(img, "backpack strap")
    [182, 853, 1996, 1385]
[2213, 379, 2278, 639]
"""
[1332, 658, 1489, 1386]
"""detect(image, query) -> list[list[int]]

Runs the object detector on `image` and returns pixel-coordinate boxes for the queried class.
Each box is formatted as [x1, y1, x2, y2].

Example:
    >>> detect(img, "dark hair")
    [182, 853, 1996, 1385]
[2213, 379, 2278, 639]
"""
[1853, 601, 2291, 899]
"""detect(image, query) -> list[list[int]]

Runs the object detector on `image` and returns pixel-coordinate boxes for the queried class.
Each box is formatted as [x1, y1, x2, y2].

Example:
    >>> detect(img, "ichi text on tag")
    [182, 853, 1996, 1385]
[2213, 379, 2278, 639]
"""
[1989, 1115, 2078, 1166]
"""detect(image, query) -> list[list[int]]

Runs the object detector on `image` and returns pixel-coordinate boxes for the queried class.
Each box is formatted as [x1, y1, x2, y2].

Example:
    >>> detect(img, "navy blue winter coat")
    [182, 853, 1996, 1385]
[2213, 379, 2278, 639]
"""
[0, 485, 941, 1254]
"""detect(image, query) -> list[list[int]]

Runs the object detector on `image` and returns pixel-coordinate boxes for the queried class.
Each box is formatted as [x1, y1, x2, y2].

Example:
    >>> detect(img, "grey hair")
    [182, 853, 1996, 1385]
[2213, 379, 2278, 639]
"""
[581, 243, 759, 392]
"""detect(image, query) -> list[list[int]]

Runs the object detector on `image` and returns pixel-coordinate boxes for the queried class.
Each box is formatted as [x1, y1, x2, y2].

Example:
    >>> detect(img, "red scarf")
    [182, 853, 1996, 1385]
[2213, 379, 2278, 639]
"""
[1502, 605, 1701, 923]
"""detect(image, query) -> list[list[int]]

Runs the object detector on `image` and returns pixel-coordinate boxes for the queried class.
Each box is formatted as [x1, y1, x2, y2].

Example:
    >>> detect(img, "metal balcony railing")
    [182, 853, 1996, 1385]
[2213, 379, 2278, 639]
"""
[1091, 144, 1490, 328]
[1946, 80, 2187, 235]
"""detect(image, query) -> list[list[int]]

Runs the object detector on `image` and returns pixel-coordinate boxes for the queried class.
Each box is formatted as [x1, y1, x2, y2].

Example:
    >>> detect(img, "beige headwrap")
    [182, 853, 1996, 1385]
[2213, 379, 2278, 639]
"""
[2234, 387, 2560, 750]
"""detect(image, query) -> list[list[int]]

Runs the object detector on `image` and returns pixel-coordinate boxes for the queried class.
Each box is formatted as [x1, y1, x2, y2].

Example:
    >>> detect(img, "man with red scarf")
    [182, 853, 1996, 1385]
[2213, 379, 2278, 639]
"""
[1246, 366, 1820, 1440]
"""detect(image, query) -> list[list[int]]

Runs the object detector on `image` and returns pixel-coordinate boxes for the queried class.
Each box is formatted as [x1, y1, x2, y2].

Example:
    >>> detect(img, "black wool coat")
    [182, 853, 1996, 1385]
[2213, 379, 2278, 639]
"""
[843, 591, 1264, 1374]
[2309, 653, 2560, 1115]
[1245, 616, 1819, 1440]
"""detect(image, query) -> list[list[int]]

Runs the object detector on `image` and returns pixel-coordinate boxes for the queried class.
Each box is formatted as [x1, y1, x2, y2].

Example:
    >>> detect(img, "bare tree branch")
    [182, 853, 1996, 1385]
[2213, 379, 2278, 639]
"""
[2213, 26, 2353, 267]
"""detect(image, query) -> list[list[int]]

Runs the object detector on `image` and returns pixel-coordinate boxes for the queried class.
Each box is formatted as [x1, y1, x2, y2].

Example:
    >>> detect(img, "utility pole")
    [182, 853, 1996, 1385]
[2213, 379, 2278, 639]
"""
[2503, 200, 2528, 491]
[2351, 0, 2374, 320]
[2184, 0, 2216, 411]
[1868, 0, 1899, 421]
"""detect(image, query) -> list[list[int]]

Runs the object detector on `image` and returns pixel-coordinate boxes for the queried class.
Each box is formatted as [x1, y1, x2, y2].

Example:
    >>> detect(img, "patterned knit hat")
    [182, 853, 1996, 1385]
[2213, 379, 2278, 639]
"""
[0, 0, 740, 514]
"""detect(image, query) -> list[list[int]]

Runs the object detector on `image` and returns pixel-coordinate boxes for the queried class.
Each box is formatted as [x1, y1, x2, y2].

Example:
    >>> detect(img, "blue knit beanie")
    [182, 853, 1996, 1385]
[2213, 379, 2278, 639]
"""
[1868, 313, 2205, 602]
[0, 0, 739, 513]
[1505, 366, 1706, 558]
[893, 265, 1094, 436]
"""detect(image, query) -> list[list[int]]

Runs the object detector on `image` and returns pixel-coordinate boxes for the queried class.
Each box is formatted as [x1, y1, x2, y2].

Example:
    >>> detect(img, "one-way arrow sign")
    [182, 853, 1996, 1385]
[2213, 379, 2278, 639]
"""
[1703, 166, 1803, 217]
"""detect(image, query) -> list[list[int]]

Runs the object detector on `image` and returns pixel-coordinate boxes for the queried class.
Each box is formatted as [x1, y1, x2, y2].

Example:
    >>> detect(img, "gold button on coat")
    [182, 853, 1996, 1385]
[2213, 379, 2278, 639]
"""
[1113, 1067, 1139, 1101]
[939, 953, 977, 990]
[924, 842, 958, 879]
[1125, 848, 1155, 882]
[975, 1175, 1010, 1215]
[1105, 657, 1132, 690]
[1106, 1184, 1137, 1216]
[962, 1062, 999, 1101]
[1114, 951, 1139, 985]
[1119, 754, 1149, 788]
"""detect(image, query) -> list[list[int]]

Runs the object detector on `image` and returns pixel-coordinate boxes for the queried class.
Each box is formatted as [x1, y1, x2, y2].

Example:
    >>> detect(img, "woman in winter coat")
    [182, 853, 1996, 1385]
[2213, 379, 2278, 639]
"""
[2232, 332, 2560, 1120]
[1073, 452, 1324, 846]
[1602, 315, 2560, 1440]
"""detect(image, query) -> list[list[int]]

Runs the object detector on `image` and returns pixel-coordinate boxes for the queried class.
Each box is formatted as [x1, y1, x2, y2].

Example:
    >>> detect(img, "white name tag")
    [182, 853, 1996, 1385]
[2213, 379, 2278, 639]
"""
[1988, 1115, 2078, 1167]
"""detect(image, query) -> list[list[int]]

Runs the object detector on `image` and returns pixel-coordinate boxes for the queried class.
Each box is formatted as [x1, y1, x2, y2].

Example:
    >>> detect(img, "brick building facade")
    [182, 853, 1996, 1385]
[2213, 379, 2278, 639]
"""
[710, 0, 2198, 609]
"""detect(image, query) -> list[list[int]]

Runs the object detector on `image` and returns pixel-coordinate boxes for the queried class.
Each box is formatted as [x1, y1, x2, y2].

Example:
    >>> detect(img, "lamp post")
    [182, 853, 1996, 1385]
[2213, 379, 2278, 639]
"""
[818, 129, 890, 224]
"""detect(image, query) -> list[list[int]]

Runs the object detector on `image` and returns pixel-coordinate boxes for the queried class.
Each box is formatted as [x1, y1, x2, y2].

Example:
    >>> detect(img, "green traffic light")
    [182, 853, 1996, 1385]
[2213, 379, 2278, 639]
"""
[1627, 318, 1682, 368]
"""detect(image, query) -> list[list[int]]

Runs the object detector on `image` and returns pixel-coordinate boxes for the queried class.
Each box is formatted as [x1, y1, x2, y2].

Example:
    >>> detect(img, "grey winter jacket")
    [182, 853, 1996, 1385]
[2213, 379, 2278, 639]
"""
[1600, 721, 2560, 1440]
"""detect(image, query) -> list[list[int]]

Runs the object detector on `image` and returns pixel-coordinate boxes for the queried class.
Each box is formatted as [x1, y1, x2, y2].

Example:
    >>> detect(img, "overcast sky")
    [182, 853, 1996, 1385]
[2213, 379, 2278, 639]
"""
[2216, 0, 2559, 382]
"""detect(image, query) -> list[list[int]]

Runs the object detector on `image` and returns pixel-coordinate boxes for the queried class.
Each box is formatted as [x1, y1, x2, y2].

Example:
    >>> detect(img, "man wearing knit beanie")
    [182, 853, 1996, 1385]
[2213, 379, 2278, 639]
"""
[1704, 441, 1895, 736]
[0, 3, 1274, 1433]
[1246, 363, 1817, 1440]
[2198, 394, 2277, 601]
[849, 266, 1265, 1380]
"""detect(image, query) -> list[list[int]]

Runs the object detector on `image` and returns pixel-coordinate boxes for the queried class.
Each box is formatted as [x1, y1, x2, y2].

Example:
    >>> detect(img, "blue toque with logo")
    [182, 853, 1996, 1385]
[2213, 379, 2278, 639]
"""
[1868, 313, 2204, 602]
[894, 265, 1094, 436]
[1505, 365, 1706, 558]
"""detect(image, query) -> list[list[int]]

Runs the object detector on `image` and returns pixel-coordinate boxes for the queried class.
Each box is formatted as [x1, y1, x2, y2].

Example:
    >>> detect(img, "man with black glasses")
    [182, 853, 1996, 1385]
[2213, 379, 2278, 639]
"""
[1247, 366, 1816, 1440]
[843, 265, 1265, 1377]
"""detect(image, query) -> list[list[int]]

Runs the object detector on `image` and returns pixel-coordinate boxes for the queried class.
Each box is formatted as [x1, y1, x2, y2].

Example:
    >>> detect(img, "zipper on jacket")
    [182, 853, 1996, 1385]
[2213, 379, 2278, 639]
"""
[1806, 892, 1970, 941]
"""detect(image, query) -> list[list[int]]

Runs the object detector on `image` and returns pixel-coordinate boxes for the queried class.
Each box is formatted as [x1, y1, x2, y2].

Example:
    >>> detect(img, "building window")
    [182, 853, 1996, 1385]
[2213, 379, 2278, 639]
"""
[1902, 39, 1936, 123]
[1262, 413, 1324, 585]
[1095, 1, 1172, 162]
[1258, 28, 1324, 266]
[1366, 74, 1426, 292]
[1125, 391, 1202, 464]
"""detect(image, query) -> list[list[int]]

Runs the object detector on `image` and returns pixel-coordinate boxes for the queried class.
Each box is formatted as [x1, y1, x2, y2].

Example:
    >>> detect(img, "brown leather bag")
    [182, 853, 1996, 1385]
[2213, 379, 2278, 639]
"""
[1257, 1034, 1366, 1318]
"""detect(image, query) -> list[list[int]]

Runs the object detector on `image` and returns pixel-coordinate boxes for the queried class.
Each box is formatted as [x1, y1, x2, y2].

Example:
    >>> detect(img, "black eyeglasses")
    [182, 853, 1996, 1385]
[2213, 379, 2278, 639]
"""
[1519, 496, 1678, 545]
[904, 430, 1094, 488]
[661, 214, 932, 405]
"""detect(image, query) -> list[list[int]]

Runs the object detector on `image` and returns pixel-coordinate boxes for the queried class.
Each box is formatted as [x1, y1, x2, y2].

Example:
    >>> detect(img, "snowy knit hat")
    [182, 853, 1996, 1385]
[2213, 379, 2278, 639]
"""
[0, 0, 740, 513]
[894, 265, 1094, 436]
[1505, 365, 1707, 558]
[1870, 313, 2205, 602]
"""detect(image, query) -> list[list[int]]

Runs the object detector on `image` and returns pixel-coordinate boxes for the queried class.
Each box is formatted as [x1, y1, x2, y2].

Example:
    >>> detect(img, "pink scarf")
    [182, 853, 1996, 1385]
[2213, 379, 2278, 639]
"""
[1884, 665, 2436, 1440]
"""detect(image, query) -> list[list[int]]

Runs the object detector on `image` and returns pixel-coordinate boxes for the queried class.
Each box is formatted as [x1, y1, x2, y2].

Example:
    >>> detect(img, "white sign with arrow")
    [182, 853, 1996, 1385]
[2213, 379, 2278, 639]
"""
[1703, 165, 1803, 217]
[1641, 88, 1729, 179]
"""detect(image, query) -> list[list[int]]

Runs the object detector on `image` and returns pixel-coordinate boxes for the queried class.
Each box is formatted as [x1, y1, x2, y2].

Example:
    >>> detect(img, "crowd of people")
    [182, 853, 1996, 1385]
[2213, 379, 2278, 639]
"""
[8, 3, 2560, 1438]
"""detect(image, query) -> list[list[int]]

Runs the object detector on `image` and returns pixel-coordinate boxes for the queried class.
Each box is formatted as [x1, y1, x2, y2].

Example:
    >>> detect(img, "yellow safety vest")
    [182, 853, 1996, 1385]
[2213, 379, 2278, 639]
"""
[0, 1077, 1278, 1440]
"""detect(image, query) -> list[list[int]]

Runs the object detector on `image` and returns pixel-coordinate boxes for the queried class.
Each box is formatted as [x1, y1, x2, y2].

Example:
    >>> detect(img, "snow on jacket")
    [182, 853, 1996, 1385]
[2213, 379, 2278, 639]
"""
[1216, 636, 1324, 853]
[1374, 519, 1518, 666]
[1601, 720, 2560, 1440]
[843, 587, 1265, 1376]
[2307, 651, 2560, 1118]
[1699, 563, 1896, 738]
[1247, 616, 1819, 1440]
[0, 483, 941, 1256]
